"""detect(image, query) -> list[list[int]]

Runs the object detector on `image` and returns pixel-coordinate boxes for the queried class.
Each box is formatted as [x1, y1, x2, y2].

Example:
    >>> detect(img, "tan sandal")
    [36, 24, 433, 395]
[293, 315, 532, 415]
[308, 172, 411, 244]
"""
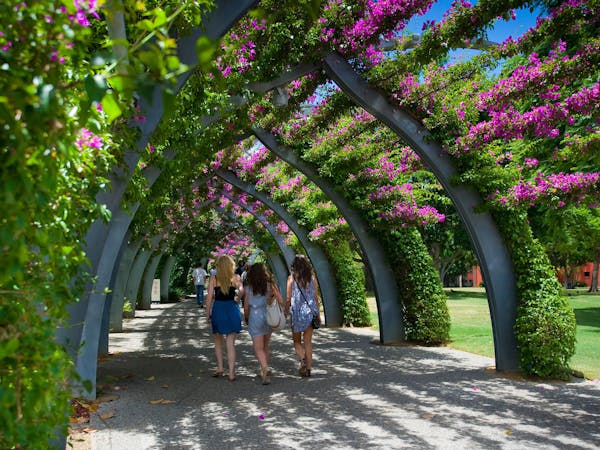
[298, 358, 307, 377]
[261, 367, 271, 385]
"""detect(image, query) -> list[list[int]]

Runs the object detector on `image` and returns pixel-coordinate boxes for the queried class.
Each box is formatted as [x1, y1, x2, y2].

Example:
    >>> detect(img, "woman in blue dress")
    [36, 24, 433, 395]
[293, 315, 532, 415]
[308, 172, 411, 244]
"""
[241, 263, 283, 385]
[284, 254, 321, 377]
[205, 255, 243, 381]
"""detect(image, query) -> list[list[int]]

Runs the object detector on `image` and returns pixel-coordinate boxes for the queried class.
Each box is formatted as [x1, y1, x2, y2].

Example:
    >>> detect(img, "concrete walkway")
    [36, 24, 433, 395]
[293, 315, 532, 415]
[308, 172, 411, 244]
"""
[68, 299, 600, 449]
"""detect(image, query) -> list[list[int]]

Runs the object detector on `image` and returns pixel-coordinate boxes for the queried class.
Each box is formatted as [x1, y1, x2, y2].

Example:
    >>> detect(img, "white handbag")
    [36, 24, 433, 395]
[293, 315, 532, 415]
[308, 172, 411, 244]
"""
[266, 299, 286, 330]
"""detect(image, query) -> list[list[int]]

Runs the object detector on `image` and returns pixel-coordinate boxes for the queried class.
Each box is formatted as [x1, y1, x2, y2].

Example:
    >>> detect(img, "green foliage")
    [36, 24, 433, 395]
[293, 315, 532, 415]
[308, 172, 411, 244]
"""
[498, 212, 577, 378]
[381, 229, 451, 344]
[122, 299, 134, 317]
[0, 295, 72, 448]
[322, 240, 370, 327]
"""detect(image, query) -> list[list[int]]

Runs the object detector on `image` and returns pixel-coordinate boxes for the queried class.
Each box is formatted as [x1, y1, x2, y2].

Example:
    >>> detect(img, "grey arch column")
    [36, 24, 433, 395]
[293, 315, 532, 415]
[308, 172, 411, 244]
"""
[160, 255, 177, 302]
[125, 235, 163, 310]
[253, 128, 404, 342]
[214, 168, 342, 326]
[322, 52, 518, 371]
[72, 167, 160, 398]
[125, 248, 153, 310]
[142, 253, 163, 309]
[265, 252, 288, 296]
[109, 236, 143, 332]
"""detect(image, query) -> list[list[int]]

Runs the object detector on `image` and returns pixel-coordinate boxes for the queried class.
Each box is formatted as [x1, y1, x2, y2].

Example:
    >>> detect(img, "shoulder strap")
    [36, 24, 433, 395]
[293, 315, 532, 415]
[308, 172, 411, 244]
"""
[294, 277, 312, 308]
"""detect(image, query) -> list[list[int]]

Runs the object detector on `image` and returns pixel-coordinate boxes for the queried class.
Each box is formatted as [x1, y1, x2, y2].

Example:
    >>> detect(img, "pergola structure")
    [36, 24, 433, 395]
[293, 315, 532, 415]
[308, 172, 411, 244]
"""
[57, 0, 525, 401]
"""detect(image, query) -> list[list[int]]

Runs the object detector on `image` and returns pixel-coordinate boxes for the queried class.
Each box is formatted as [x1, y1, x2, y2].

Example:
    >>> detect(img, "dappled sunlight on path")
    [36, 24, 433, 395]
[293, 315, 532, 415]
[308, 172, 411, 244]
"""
[70, 299, 600, 449]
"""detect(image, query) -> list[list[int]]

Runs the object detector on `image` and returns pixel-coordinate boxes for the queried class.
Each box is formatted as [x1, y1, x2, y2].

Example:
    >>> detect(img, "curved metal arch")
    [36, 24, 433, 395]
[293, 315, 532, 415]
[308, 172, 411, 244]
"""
[321, 52, 518, 371]
[253, 128, 404, 342]
[214, 168, 342, 326]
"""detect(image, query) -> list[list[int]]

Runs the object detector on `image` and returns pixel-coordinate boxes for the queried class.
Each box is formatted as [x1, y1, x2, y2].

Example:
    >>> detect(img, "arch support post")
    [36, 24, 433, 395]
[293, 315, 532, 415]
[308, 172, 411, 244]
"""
[160, 255, 177, 303]
[322, 52, 518, 371]
[142, 253, 163, 309]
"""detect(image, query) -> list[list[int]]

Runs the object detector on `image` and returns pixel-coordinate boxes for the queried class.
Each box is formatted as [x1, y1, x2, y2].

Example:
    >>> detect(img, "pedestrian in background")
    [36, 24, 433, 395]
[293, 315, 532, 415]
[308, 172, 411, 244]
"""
[205, 255, 243, 381]
[285, 254, 320, 377]
[191, 262, 207, 308]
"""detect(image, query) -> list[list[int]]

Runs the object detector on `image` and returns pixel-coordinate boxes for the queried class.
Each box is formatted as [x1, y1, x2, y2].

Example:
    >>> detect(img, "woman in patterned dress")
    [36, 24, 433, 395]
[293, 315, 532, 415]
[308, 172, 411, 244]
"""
[284, 254, 320, 377]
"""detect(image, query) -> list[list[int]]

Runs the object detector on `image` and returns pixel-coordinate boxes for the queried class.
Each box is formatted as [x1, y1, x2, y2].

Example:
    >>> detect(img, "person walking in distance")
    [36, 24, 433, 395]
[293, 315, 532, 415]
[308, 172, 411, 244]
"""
[205, 255, 243, 381]
[285, 254, 320, 377]
[241, 263, 283, 385]
[191, 262, 207, 308]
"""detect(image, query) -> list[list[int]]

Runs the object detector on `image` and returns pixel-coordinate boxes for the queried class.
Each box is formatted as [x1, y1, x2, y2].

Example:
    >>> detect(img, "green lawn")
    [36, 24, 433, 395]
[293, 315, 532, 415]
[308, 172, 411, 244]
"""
[368, 288, 600, 379]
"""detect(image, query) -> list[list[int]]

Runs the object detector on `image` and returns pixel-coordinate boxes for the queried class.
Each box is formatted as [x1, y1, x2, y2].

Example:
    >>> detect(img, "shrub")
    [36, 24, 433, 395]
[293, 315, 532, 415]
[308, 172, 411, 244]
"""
[499, 212, 576, 378]
[381, 228, 450, 344]
[323, 240, 371, 326]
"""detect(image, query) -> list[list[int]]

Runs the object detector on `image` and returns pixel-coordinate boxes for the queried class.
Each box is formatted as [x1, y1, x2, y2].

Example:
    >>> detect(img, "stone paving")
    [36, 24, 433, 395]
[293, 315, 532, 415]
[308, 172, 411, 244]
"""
[68, 299, 600, 449]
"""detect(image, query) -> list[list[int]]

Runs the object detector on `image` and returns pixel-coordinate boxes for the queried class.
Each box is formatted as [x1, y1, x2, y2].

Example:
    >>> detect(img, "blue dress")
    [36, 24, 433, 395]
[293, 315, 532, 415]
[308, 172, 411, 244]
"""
[210, 286, 242, 335]
[246, 286, 272, 338]
[290, 279, 318, 333]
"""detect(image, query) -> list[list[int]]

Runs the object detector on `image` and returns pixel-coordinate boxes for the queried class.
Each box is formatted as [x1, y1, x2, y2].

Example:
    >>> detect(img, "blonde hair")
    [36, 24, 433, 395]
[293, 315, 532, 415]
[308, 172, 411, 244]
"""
[215, 255, 235, 289]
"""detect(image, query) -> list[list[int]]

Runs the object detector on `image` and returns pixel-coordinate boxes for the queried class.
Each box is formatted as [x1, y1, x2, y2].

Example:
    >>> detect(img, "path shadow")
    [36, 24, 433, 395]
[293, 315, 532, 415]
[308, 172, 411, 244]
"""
[88, 299, 600, 450]
[573, 307, 600, 329]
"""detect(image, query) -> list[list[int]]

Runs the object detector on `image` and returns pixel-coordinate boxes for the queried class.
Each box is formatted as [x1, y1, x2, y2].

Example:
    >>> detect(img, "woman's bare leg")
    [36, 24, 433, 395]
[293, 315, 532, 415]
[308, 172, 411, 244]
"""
[303, 327, 314, 370]
[225, 333, 237, 380]
[264, 333, 272, 365]
[253, 335, 268, 370]
[292, 332, 305, 362]
[214, 334, 224, 372]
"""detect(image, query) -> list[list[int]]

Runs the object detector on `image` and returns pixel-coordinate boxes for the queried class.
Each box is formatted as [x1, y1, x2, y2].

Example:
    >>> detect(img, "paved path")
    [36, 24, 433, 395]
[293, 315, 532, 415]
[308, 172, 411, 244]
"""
[69, 299, 600, 449]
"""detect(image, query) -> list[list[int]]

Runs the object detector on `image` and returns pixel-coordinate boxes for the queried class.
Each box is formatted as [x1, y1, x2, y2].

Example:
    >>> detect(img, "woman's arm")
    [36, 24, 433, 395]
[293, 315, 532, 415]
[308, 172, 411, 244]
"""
[313, 276, 321, 310]
[284, 275, 293, 316]
[271, 282, 284, 307]
[205, 276, 216, 322]
[243, 302, 249, 324]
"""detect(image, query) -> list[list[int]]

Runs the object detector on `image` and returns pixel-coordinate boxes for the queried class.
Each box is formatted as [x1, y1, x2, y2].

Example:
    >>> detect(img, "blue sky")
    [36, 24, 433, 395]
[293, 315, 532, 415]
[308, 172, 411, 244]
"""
[401, 1, 546, 70]
[405, 0, 544, 43]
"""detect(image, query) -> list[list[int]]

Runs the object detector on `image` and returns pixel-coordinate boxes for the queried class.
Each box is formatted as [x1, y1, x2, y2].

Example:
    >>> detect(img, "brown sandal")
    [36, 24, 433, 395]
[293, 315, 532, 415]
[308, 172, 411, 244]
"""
[212, 370, 224, 378]
[261, 367, 271, 385]
[299, 358, 307, 377]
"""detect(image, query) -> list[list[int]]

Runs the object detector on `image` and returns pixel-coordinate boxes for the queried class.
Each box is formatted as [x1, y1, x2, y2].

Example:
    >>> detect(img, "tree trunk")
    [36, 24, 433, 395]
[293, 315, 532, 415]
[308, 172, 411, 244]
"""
[563, 266, 569, 289]
[590, 250, 599, 293]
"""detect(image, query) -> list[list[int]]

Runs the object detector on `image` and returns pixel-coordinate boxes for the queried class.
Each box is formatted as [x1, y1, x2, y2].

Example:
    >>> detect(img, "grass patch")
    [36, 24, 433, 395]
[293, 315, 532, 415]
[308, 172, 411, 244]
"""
[368, 288, 600, 379]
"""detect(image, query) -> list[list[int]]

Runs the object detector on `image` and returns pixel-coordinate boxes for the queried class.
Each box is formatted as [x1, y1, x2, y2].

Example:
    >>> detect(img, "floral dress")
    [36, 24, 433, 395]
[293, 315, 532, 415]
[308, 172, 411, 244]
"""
[290, 279, 318, 333]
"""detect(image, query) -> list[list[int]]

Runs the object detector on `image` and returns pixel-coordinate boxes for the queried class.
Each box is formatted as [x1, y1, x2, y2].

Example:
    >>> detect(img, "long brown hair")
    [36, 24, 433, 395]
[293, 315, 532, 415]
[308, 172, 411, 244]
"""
[246, 262, 272, 296]
[215, 255, 235, 288]
[290, 254, 313, 288]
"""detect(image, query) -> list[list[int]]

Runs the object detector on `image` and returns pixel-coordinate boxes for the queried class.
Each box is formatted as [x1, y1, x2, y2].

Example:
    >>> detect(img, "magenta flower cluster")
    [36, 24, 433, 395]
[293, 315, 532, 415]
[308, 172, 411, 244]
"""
[75, 128, 103, 150]
[308, 218, 348, 240]
[457, 80, 600, 151]
[493, 172, 600, 207]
